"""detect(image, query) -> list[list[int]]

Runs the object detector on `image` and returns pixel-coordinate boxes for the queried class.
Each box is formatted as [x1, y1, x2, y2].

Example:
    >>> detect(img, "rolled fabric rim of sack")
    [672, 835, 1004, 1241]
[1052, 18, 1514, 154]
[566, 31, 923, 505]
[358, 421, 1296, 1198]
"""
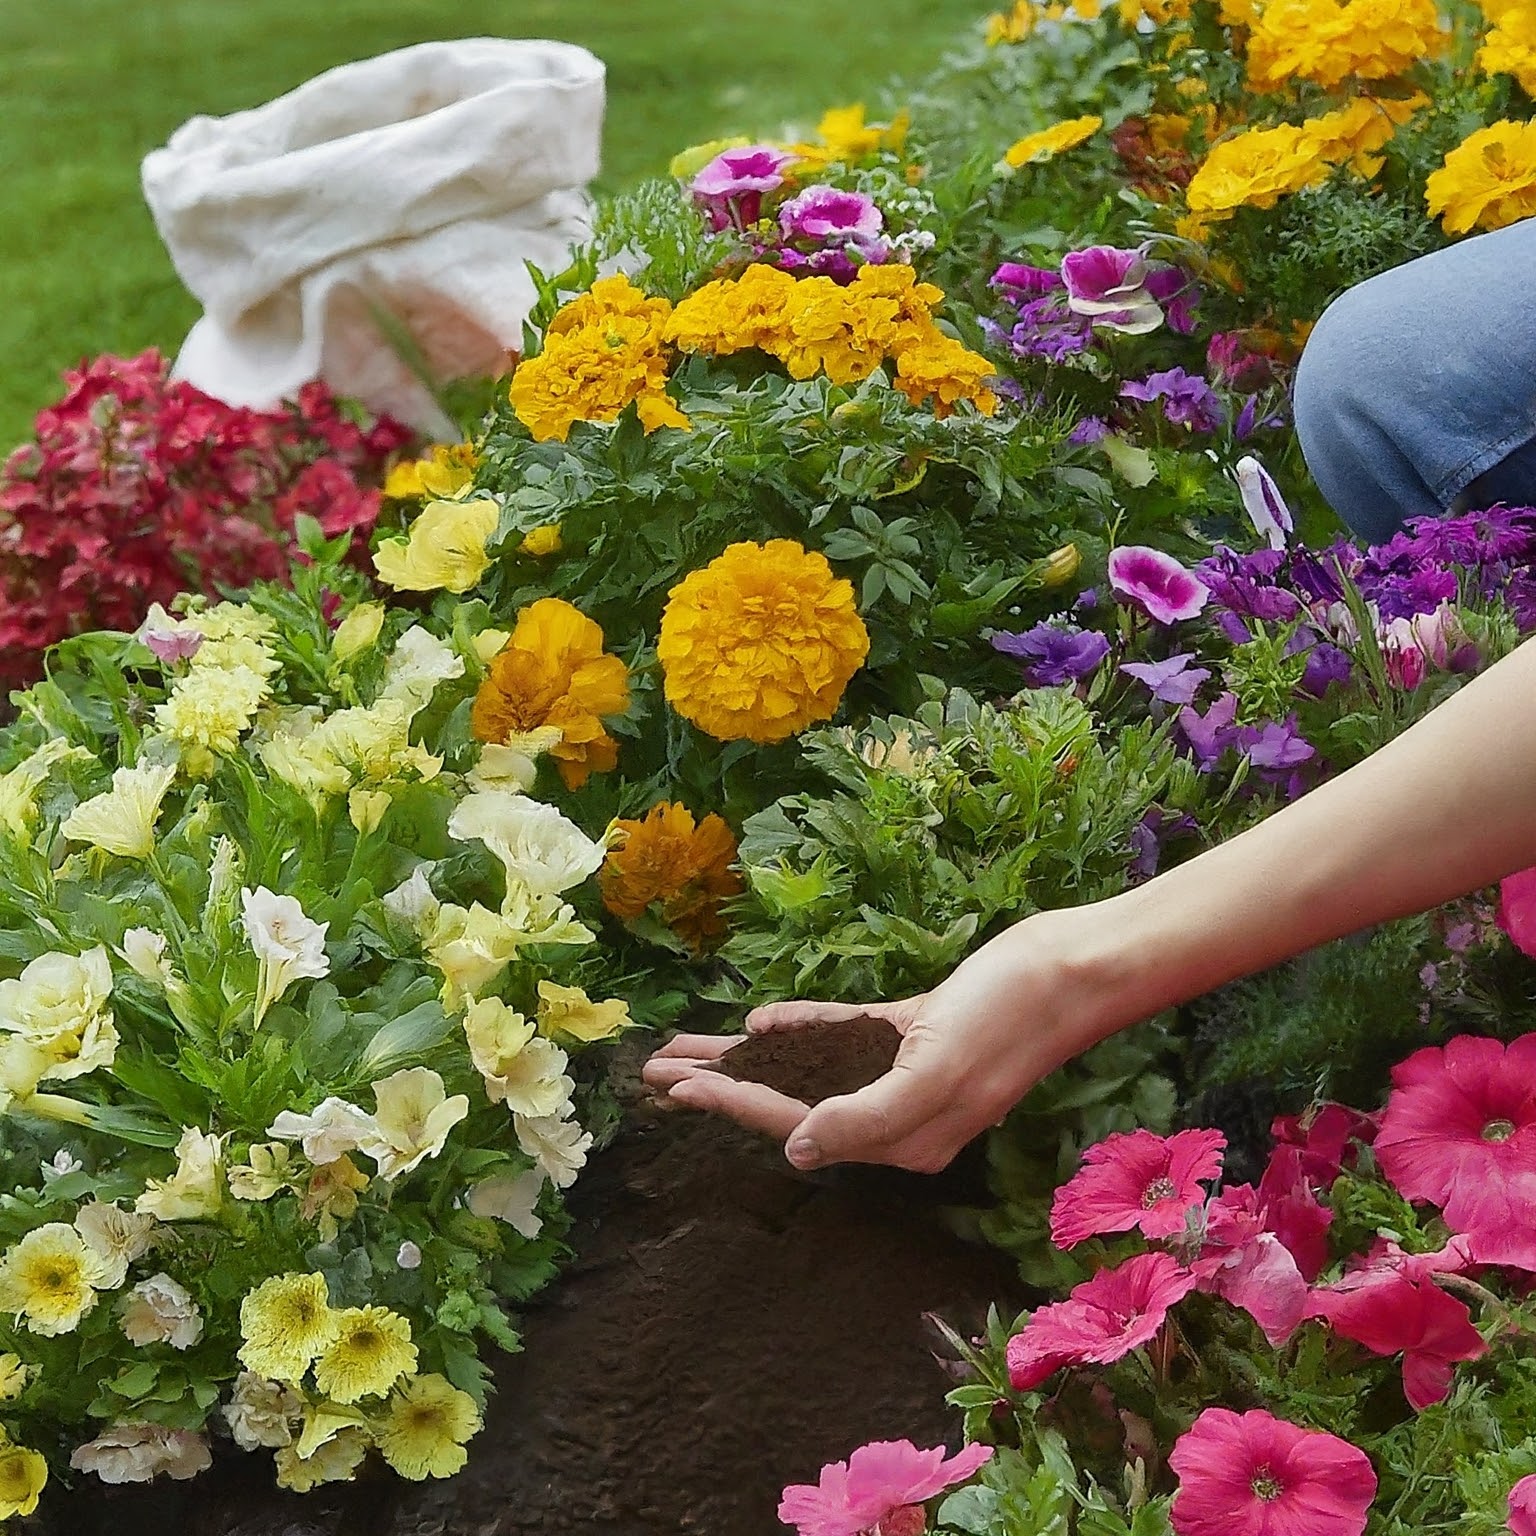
[141, 38, 606, 434]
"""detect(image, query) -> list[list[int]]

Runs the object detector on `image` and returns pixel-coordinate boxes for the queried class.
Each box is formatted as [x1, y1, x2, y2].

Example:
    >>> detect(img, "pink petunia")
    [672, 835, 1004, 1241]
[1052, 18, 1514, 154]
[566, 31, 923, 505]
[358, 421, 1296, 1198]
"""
[1168, 1408, 1377, 1536]
[1006, 1252, 1197, 1391]
[777, 1439, 993, 1536]
[1050, 1128, 1226, 1247]
[779, 185, 884, 243]
[1374, 1033, 1536, 1270]
[1509, 1474, 1536, 1536]
[1497, 866, 1536, 958]
[1270, 1102, 1379, 1190]
[1192, 1189, 1312, 1347]
[1107, 545, 1210, 624]
[1255, 1145, 1333, 1282]
[1310, 1268, 1486, 1411]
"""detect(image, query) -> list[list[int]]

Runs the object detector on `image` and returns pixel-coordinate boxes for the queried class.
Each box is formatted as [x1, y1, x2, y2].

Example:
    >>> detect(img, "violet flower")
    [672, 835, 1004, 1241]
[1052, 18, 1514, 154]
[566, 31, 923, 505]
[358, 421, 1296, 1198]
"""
[990, 297, 1095, 361]
[1235, 455, 1293, 552]
[1302, 641, 1352, 696]
[1107, 545, 1210, 624]
[1130, 807, 1200, 880]
[1178, 692, 1239, 768]
[1120, 652, 1211, 705]
[1069, 415, 1109, 445]
[1061, 245, 1165, 334]
[991, 262, 1064, 295]
[1236, 717, 1316, 769]
[1145, 266, 1200, 334]
[992, 622, 1111, 686]
[1119, 368, 1226, 433]
[779, 184, 884, 243]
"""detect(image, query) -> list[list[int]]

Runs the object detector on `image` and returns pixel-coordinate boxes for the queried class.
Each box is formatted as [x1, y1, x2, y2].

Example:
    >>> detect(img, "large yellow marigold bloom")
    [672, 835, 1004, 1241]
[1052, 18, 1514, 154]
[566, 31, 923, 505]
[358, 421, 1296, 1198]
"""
[1426, 120, 1536, 234]
[1478, 2, 1536, 94]
[377, 1373, 482, 1480]
[600, 802, 744, 952]
[657, 540, 870, 743]
[509, 275, 689, 443]
[238, 1272, 339, 1384]
[471, 598, 630, 790]
[1245, 0, 1446, 91]
[1005, 115, 1104, 167]
[1186, 123, 1331, 216]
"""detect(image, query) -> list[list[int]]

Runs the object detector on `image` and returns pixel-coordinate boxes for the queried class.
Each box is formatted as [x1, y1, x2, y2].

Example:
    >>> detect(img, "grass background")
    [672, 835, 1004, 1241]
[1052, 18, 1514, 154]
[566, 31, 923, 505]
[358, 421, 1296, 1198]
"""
[0, 0, 984, 445]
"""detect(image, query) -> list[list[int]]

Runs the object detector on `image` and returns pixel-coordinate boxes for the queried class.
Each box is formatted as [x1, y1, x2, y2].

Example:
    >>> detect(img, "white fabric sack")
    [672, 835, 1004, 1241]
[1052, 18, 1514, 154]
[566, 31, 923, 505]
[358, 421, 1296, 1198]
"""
[142, 39, 605, 434]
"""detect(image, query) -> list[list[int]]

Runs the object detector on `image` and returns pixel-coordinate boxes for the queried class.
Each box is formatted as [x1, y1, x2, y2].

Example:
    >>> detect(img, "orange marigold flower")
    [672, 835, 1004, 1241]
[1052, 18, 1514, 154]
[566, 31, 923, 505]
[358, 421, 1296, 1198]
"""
[657, 540, 870, 743]
[471, 598, 630, 789]
[600, 803, 744, 953]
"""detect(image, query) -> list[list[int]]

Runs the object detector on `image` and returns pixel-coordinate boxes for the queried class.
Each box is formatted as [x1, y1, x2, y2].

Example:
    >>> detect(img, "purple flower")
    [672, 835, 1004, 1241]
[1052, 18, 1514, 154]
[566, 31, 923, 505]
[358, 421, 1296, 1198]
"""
[1199, 547, 1302, 625]
[995, 297, 1095, 361]
[1129, 807, 1200, 880]
[143, 626, 203, 664]
[1069, 415, 1109, 445]
[1108, 545, 1210, 624]
[691, 145, 797, 226]
[1177, 692, 1239, 767]
[1289, 549, 1347, 606]
[992, 622, 1111, 687]
[1145, 266, 1200, 334]
[1061, 246, 1164, 333]
[1235, 455, 1293, 552]
[991, 262, 1064, 295]
[1120, 652, 1211, 704]
[1371, 566, 1459, 622]
[1119, 368, 1226, 433]
[1301, 641, 1352, 696]
[1235, 716, 1315, 769]
[779, 184, 884, 243]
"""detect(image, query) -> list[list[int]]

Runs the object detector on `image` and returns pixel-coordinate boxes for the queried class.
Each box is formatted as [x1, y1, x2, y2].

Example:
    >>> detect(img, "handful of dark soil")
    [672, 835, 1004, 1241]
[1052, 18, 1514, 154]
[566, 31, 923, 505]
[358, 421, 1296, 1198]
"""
[709, 1015, 901, 1104]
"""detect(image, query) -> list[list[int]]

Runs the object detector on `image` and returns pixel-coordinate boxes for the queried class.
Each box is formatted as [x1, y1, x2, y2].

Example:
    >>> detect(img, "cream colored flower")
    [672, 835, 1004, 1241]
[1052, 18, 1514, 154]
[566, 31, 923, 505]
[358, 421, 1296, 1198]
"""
[513, 1112, 592, 1190]
[465, 1170, 546, 1238]
[360, 1068, 470, 1181]
[0, 948, 117, 1085]
[69, 1423, 211, 1484]
[74, 1202, 156, 1289]
[223, 1372, 300, 1451]
[268, 1097, 377, 1165]
[119, 928, 172, 986]
[382, 867, 441, 932]
[373, 497, 500, 594]
[349, 788, 392, 835]
[0, 1223, 117, 1335]
[154, 662, 269, 776]
[241, 887, 330, 1024]
[135, 1127, 225, 1222]
[120, 1273, 202, 1349]
[471, 627, 512, 665]
[300, 1155, 369, 1241]
[536, 980, 632, 1044]
[498, 884, 595, 950]
[423, 902, 527, 1011]
[0, 738, 88, 844]
[378, 626, 465, 715]
[461, 997, 573, 1115]
[227, 1142, 300, 1202]
[60, 760, 178, 860]
[447, 791, 606, 901]
[466, 732, 563, 794]
[330, 603, 386, 663]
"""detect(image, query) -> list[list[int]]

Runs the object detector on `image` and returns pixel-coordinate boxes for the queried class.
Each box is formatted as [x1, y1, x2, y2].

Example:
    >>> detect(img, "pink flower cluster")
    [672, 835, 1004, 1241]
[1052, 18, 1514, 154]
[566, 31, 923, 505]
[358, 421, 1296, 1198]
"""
[0, 351, 411, 690]
[778, 1438, 992, 1536]
[1000, 1030, 1536, 1535]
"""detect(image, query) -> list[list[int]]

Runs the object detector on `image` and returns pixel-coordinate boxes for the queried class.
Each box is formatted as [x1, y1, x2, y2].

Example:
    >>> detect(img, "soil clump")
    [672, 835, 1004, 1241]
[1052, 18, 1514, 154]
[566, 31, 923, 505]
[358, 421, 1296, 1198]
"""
[712, 1014, 902, 1103]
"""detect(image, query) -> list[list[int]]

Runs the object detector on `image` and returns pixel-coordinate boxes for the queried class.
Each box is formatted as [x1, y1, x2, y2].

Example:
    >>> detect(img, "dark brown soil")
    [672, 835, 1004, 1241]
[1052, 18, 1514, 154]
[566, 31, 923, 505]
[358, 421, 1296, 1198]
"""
[35, 1077, 1014, 1536]
[711, 1015, 902, 1104]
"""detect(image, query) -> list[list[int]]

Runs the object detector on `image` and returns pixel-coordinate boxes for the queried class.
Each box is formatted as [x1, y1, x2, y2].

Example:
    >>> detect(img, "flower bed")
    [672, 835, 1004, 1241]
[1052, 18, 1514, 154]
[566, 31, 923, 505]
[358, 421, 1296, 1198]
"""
[3, 0, 1536, 1529]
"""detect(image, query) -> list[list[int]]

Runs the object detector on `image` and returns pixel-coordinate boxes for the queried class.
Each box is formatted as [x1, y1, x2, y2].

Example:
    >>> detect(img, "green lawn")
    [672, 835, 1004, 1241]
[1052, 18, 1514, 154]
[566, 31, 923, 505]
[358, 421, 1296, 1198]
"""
[0, 0, 984, 444]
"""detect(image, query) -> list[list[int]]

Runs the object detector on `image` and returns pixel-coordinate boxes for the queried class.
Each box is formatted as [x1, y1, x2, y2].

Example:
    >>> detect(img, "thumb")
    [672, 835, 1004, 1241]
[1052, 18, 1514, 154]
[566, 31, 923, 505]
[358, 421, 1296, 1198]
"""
[785, 1032, 953, 1170]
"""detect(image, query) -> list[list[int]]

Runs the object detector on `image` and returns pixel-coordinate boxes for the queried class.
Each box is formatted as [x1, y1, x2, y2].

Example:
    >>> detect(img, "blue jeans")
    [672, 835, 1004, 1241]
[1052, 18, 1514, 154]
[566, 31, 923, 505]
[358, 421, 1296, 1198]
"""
[1293, 218, 1536, 545]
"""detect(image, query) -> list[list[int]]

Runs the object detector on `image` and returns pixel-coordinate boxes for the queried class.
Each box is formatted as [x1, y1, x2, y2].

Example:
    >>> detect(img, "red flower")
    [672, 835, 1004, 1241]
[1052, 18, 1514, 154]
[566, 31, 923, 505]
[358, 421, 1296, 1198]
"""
[1049, 1128, 1226, 1247]
[1006, 1252, 1197, 1391]
[1310, 1269, 1486, 1411]
[1254, 1145, 1334, 1281]
[1509, 1474, 1536, 1536]
[1374, 1033, 1536, 1270]
[1168, 1408, 1377, 1536]
[1270, 1102, 1379, 1189]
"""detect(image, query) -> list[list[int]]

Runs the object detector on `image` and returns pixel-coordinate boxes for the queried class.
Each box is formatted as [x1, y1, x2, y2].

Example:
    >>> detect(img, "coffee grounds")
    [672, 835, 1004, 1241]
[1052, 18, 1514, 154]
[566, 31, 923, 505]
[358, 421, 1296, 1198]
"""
[37, 1049, 1014, 1536]
[711, 1015, 901, 1104]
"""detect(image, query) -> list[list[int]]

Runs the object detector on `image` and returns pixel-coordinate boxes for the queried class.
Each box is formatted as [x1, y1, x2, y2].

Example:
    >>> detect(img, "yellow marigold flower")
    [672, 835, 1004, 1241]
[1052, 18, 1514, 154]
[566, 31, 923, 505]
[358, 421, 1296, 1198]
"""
[154, 663, 268, 777]
[1300, 96, 1423, 176]
[787, 104, 909, 169]
[60, 759, 177, 861]
[535, 980, 632, 1044]
[1245, 0, 1447, 91]
[471, 598, 630, 791]
[313, 1306, 418, 1403]
[665, 264, 803, 357]
[599, 802, 744, 953]
[508, 275, 688, 443]
[1185, 123, 1331, 216]
[889, 332, 999, 417]
[374, 497, 499, 595]
[658, 540, 870, 744]
[519, 524, 562, 557]
[383, 442, 479, 501]
[0, 1442, 46, 1519]
[1478, 2, 1536, 94]
[1427, 119, 1536, 234]
[0, 1223, 114, 1337]
[1005, 115, 1104, 166]
[377, 1374, 482, 1481]
[986, 1, 1036, 43]
[238, 1272, 339, 1384]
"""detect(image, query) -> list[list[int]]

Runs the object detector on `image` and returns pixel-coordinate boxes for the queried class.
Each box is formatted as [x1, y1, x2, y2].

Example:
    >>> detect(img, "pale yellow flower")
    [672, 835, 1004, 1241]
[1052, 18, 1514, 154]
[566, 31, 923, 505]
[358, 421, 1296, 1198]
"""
[513, 1112, 593, 1189]
[238, 1271, 339, 1383]
[465, 1169, 546, 1238]
[0, 947, 117, 1084]
[135, 1127, 225, 1222]
[313, 1306, 418, 1403]
[349, 788, 392, 835]
[73, 1202, 156, 1288]
[0, 739, 87, 844]
[223, 1372, 300, 1451]
[0, 1353, 31, 1401]
[535, 980, 633, 1044]
[0, 1223, 116, 1336]
[154, 663, 268, 776]
[374, 497, 500, 594]
[0, 1440, 46, 1517]
[360, 1068, 469, 1181]
[60, 759, 178, 860]
[462, 997, 573, 1115]
[274, 1423, 370, 1491]
[423, 902, 528, 1011]
[228, 1142, 300, 1202]
[376, 1374, 482, 1480]
[330, 603, 386, 663]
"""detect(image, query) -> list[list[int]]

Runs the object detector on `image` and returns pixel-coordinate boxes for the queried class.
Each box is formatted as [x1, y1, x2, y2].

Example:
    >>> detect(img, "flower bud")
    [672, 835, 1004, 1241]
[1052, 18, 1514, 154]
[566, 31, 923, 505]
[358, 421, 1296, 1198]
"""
[1039, 542, 1082, 588]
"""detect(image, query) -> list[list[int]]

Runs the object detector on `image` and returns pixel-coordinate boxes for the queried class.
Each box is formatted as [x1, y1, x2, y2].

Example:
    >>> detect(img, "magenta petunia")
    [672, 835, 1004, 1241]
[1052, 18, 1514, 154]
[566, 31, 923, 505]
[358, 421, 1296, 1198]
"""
[1509, 1474, 1536, 1536]
[779, 184, 884, 243]
[1061, 245, 1163, 333]
[1254, 1145, 1333, 1281]
[1108, 545, 1210, 624]
[1006, 1251, 1197, 1391]
[691, 144, 798, 199]
[777, 1439, 993, 1536]
[1270, 1102, 1379, 1190]
[1310, 1268, 1486, 1411]
[1497, 865, 1536, 957]
[1168, 1409, 1377, 1536]
[1050, 1127, 1226, 1247]
[1374, 1032, 1536, 1270]
[1192, 1194, 1312, 1347]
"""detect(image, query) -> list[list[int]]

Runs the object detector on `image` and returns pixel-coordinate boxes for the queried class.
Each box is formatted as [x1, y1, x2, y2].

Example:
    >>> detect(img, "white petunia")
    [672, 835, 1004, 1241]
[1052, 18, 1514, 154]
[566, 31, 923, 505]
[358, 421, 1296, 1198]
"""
[447, 791, 605, 900]
[382, 866, 441, 932]
[240, 887, 330, 1024]
[465, 1170, 546, 1239]
[513, 1112, 592, 1190]
[119, 928, 172, 986]
[267, 1097, 378, 1166]
[360, 1067, 470, 1182]
[377, 625, 466, 715]
[134, 1127, 225, 1223]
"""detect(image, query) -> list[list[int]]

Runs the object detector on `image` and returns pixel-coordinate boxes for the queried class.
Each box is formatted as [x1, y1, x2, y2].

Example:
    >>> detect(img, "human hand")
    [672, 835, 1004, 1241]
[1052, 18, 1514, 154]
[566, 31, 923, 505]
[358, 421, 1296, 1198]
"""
[641, 907, 1122, 1173]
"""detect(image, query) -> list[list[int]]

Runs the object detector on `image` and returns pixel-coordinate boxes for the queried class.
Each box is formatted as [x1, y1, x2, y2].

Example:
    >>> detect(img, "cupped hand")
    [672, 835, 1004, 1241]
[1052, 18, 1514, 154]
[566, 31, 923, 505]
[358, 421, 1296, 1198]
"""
[640, 908, 1122, 1174]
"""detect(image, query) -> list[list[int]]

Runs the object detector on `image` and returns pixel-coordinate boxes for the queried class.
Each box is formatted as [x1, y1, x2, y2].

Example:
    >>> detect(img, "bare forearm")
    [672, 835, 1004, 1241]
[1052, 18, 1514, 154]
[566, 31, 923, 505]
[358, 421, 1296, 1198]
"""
[1073, 635, 1536, 1031]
